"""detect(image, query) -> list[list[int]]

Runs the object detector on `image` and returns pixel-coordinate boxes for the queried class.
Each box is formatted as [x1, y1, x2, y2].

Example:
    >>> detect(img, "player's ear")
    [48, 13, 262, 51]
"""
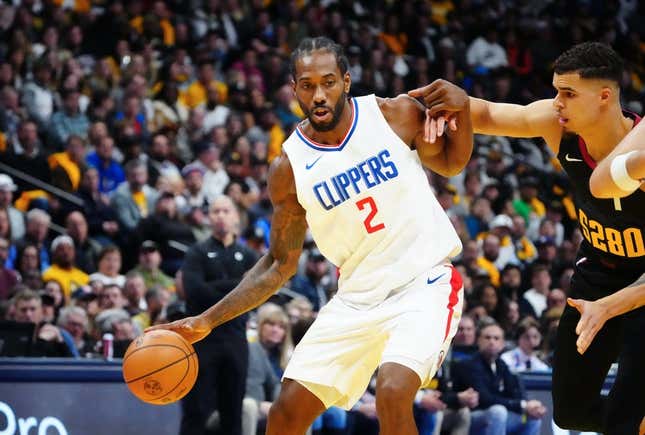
[343, 71, 351, 93]
[599, 86, 612, 106]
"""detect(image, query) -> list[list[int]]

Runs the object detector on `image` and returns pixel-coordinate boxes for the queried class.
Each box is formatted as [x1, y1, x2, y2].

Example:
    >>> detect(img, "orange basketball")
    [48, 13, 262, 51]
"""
[122, 330, 199, 405]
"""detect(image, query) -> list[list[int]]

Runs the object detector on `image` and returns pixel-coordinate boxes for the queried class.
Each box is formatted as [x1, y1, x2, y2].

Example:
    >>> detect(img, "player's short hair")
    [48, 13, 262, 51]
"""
[553, 42, 623, 85]
[290, 37, 349, 79]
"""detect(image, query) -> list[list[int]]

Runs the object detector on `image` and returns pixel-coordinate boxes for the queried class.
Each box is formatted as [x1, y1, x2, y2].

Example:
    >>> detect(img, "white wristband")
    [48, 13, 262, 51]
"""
[610, 150, 642, 192]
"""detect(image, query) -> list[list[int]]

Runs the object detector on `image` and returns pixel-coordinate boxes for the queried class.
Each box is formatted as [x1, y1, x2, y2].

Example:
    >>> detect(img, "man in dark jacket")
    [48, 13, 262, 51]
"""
[458, 322, 545, 435]
[180, 195, 258, 435]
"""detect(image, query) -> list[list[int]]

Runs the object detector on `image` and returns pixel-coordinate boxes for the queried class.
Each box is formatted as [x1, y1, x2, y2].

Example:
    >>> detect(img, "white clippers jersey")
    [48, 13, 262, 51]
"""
[282, 95, 462, 308]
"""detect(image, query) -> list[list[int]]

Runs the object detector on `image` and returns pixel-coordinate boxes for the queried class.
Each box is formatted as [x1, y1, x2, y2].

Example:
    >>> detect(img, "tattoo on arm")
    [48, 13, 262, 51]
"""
[203, 155, 307, 328]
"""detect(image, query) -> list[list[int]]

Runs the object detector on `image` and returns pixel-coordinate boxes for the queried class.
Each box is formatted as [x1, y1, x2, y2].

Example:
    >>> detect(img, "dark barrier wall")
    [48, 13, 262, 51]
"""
[0, 358, 180, 435]
[0, 359, 614, 435]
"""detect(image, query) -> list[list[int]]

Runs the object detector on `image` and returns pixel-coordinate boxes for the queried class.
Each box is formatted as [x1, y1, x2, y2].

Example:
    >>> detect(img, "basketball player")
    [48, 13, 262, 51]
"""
[148, 37, 473, 435]
[411, 42, 645, 435]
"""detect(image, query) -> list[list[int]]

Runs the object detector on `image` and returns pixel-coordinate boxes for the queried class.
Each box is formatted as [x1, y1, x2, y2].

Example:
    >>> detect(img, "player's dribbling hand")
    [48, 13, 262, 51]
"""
[567, 297, 609, 355]
[145, 315, 212, 344]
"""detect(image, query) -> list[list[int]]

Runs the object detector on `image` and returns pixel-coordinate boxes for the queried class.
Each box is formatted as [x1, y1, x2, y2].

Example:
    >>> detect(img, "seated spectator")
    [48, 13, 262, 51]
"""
[0, 174, 25, 241]
[123, 271, 147, 315]
[146, 133, 181, 187]
[476, 234, 502, 287]
[48, 88, 89, 149]
[136, 192, 195, 275]
[130, 240, 175, 292]
[20, 60, 54, 128]
[11, 288, 73, 357]
[190, 141, 230, 202]
[132, 287, 170, 330]
[2, 119, 51, 192]
[288, 248, 332, 312]
[452, 314, 478, 362]
[57, 305, 95, 357]
[110, 159, 158, 233]
[520, 264, 551, 319]
[42, 235, 89, 300]
[97, 283, 127, 311]
[43, 280, 65, 313]
[180, 163, 209, 215]
[9, 208, 51, 270]
[48, 135, 86, 192]
[285, 297, 315, 325]
[150, 81, 188, 133]
[502, 318, 549, 373]
[499, 263, 523, 302]
[86, 136, 125, 194]
[65, 211, 100, 274]
[76, 167, 121, 244]
[0, 237, 18, 300]
[89, 246, 125, 288]
[466, 28, 508, 73]
[257, 303, 293, 379]
[461, 322, 545, 435]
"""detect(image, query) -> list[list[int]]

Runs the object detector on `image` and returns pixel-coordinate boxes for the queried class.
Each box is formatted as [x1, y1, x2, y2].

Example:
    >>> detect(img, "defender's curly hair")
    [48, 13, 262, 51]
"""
[553, 42, 623, 84]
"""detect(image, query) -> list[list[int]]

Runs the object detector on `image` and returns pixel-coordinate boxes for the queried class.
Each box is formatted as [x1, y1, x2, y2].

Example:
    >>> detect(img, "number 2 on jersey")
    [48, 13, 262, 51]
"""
[356, 196, 385, 234]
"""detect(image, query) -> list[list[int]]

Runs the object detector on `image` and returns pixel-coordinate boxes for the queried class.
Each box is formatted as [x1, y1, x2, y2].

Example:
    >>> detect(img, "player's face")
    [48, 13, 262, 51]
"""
[293, 51, 351, 132]
[552, 73, 614, 134]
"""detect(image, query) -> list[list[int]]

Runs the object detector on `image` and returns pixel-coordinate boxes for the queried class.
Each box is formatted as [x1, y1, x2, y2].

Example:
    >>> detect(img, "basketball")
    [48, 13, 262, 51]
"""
[122, 330, 199, 405]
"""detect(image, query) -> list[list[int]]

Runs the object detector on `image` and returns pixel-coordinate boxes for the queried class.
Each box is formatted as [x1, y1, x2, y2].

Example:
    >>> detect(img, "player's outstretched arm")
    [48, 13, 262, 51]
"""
[589, 120, 645, 198]
[567, 275, 645, 354]
[402, 79, 473, 176]
[147, 154, 307, 343]
[468, 97, 563, 153]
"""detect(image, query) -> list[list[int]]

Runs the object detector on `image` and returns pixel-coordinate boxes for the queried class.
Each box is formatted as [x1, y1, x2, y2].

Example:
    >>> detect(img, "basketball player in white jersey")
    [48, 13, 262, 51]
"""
[148, 36, 473, 435]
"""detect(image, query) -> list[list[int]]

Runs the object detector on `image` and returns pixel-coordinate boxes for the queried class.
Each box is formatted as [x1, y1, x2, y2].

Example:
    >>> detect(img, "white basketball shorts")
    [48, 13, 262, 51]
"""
[282, 262, 464, 410]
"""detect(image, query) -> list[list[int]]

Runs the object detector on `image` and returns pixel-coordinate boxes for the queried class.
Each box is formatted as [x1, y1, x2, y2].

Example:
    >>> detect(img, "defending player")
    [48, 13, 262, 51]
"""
[410, 42, 644, 435]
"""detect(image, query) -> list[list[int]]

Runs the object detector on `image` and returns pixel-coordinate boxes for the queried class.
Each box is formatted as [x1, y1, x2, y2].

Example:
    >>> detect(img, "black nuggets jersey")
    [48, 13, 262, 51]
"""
[557, 112, 645, 274]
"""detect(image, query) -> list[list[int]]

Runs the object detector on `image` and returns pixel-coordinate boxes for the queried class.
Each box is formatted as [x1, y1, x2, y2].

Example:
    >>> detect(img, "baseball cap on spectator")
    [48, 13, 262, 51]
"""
[51, 235, 74, 251]
[0, 174, 17, 191]
[140, 240, 159, 253]
[490, 214, 513, 230]
[535, 236, 556, 248]
[181, 163, 205, 178]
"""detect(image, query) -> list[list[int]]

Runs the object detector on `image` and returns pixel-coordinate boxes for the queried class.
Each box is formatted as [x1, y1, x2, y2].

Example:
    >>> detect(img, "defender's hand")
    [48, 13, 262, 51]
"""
[408, 79, 469, 117]
[146, 315, 212, 344]
[567, 297, 609, 355]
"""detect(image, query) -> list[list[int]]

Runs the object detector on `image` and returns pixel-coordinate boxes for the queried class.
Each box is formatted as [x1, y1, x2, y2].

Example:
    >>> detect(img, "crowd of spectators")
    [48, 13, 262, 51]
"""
[0, 0, 643, 434]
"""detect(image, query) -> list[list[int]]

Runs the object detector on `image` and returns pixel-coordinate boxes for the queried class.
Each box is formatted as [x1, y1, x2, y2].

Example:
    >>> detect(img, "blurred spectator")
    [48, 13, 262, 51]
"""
[461, 322, 545, 435]
[285, 297, 314, 326]
[146, 133, 181, 187]
[452, 315, 478, 362]
[520, 264, 552, 319]
[11, 289, 73, 357]
[20, 60, 54, 128]
[110, 159, 157, 233]
[14, 243, 41, 278]
[3, 119, 51, 189]
[466, 29, 508, 73]
[136, 191, 195, 275]
[0, 174, 25, 241]
[190, 141, 230, 202]
[89, 246, 125, 288]
[288, 248, 332, 312]
[57, 305, 95, 357]
[97, 284, 127, 311]
[76, 167, 120, 243]
[150, 81, 188, 133]
[132, 287, 170, 330]
[501, 318, 550, 373]
[0, 237, 18, 300]
[202, 81, 231, 132]
[48, 135, 87, 192]
[476, 234, 501, 287]
[42, 235, 89, 299]
[48, 88, 89, 149]
[180, 195, 258, 435]
[130, 240, 175, 292]
[180, 163, 209, 214]
[123, 271, 147, 315]
[65, 211, 100, 274]
[86, 136, 125, 194]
